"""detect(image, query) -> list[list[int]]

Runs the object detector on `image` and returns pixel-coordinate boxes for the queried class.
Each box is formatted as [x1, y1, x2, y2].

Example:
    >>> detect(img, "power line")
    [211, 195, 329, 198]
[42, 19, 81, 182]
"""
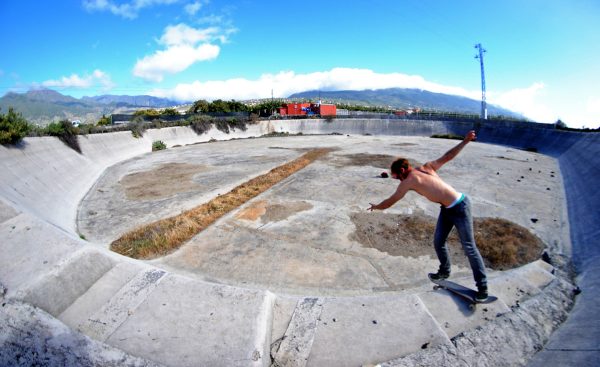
[474, 43, 487, 119]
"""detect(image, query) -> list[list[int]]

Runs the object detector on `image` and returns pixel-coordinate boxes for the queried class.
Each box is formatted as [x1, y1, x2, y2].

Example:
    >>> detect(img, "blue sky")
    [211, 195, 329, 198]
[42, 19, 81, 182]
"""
[1, 0, 599, 128]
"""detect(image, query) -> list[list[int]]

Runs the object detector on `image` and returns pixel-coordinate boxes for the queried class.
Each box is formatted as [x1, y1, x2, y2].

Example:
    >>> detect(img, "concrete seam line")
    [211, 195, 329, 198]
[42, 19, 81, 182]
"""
[254, 290, 276, 367]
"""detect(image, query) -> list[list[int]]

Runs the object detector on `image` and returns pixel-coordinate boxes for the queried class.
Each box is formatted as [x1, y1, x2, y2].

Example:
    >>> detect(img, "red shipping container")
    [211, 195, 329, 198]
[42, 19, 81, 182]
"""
[319, 104, 336, 116]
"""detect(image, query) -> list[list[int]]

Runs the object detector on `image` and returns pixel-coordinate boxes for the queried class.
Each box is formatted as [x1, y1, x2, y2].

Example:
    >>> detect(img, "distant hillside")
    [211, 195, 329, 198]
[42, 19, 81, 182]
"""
[81, 94, 180, 108]
[0, 89, 181, 126]
[289, 88, 522, 118]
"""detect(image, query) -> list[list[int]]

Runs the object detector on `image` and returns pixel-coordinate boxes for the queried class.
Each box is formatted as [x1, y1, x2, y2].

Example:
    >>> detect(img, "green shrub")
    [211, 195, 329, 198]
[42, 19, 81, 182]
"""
[130, 116, 146, 138]
[161, 108, 179, 116]
[188, 114, 213, 135]
[46, 120, 81, 153]
[152, 140, 167, 151]
[133, 109, 160, 117]
[0, 107, 31, 144]
[227, 117, 247, 131]
[77, 123, 95, 135]
[215, 119, 230, 133]
[97, 114, 112, 126]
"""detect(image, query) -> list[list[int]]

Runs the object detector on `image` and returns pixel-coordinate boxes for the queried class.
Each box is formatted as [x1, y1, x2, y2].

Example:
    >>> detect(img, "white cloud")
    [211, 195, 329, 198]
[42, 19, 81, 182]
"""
[83, 0, 180, 19]
[42, 69, 115, 90]
[147, 67, 481, 102]
[555, 96, 600, 129]
[184, 1, 202, 15]
[133, 23, 226, 82]
[586, 97, 600, 116]
[489, 82, 556, 123]
[133, 44, 219, 82]
[159, 23, 220, 46]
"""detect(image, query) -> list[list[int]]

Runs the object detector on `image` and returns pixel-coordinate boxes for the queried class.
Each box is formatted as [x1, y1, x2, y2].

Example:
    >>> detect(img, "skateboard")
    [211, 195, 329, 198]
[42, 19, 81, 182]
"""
[429, 274, 497, 309]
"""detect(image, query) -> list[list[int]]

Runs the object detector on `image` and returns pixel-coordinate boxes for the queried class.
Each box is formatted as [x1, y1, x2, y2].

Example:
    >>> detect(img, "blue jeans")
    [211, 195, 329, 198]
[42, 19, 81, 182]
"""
[433, 195, 487, 289]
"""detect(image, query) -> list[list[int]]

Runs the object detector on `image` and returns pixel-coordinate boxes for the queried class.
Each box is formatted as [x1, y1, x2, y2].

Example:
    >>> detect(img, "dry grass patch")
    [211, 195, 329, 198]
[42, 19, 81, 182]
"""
[474, 217, 545, 270]
[351, 212, 544, 270]
[110, 148, 332, 259]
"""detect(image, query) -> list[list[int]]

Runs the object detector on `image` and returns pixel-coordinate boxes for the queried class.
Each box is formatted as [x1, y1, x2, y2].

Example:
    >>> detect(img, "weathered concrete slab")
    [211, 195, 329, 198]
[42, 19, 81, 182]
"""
[78, 268, 167, 342]
[273, 297, 324, 367]
[20, 248, 116, 317]
[488, 272, 542, 308]
[59, 261, 147, 330]
[510, 260, 556, 289]
[418, 279, 511, 338]
[0, 198, 20, 223]
[306, 294, 451, 366]
[0, 300, 162, 367]
[104, 274, 275, 367]
[0, 213, 83, 295]
[271, 295, 301, 349]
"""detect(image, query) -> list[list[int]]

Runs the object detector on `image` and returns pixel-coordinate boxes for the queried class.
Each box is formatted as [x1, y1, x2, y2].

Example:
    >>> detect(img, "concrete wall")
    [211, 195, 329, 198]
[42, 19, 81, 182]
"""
[0, 124, 270, 235]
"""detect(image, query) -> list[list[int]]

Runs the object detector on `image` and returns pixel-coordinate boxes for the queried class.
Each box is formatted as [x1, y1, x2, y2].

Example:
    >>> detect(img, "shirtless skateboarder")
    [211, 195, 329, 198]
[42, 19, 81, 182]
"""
[368, 130, 488, 302]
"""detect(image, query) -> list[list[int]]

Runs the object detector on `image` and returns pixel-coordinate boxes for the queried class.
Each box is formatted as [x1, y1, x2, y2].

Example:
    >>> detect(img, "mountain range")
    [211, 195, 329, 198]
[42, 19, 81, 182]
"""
[289, 88, 521, 118]
[0, 89, 180, 125]
[0, 88, 522, 126]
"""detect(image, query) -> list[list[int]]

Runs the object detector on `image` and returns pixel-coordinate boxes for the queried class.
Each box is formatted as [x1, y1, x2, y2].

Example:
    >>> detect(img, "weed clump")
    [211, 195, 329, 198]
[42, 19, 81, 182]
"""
[46, 120, 81, 153]
[129, 117, 146, 138]
[188, 114, 213, 135]
[152, 140, 167, 151]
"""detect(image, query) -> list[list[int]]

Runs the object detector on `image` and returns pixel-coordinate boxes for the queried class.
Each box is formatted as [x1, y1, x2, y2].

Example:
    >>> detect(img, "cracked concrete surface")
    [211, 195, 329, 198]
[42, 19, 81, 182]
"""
[76, 135, 567, 295]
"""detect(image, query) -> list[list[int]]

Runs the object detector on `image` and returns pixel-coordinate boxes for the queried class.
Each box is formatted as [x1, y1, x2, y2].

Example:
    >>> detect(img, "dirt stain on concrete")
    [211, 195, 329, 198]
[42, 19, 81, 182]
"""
[236, 200, 313, 223]
[236, 200, 268, 221]
[337, 154, 422, 170]
[342, 154, 397, 169]
[120, 163, 210, 201]
[350, 212, 544, 270]
[263, 201, 313, 222]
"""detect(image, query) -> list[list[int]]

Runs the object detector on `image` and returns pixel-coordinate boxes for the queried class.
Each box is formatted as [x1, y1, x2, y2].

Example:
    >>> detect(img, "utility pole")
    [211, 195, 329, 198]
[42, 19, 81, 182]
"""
[474, 43, 487, 119]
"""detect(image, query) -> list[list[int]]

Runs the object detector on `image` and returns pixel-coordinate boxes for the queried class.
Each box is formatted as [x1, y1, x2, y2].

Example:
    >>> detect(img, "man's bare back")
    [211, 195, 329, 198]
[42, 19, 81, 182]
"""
[406, 166, 460, 207]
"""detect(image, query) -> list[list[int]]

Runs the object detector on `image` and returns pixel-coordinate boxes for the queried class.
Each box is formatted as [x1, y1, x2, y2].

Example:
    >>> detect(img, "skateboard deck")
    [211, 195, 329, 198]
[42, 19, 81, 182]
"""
[429, 274, 497, 309]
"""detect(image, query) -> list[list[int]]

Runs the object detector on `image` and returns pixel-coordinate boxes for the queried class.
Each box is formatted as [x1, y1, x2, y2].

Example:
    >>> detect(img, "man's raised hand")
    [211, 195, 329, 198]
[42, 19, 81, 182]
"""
[464, 130, 477, 142]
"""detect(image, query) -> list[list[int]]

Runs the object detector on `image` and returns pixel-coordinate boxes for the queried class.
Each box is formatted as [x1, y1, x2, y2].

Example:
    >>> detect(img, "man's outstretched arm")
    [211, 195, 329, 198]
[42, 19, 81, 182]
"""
[368, 180, 411, 211]
[426, 130, 476, 171]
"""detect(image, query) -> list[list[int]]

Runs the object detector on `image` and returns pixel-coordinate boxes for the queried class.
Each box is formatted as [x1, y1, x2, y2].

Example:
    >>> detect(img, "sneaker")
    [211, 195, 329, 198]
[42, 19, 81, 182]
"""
[428, 271, 450, 281]
[476, 286, 489, 302]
